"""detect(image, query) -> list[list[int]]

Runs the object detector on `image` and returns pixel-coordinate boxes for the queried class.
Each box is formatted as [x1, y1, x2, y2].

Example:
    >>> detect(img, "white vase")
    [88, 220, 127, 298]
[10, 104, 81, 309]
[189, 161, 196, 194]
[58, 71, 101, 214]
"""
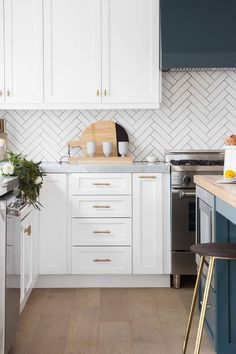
[103, 142, 113, 157]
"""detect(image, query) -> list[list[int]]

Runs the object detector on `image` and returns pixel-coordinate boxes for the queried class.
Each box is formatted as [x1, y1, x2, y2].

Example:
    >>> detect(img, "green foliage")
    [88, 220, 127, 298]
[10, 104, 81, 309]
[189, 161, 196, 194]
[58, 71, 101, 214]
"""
[8, 152, 44, 209]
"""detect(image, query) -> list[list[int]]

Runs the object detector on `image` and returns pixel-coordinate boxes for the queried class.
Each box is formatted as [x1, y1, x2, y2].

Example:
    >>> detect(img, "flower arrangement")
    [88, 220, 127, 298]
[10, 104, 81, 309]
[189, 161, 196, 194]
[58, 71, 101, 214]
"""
[0, 152, 44, 209]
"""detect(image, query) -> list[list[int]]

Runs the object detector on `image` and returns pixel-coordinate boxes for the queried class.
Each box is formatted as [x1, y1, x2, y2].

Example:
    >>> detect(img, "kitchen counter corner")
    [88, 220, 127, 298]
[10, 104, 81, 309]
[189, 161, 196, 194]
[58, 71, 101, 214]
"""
[194, 175, 236, 209]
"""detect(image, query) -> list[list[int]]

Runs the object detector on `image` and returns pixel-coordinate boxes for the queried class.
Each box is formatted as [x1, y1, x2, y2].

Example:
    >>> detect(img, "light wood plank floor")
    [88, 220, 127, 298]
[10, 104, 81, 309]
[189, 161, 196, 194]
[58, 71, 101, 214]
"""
[9, 287, 214, 354]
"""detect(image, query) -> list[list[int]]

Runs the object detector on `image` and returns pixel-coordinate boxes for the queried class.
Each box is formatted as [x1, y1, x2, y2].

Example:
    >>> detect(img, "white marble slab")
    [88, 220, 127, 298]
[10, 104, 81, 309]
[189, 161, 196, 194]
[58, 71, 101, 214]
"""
[40, 161, 170, 174]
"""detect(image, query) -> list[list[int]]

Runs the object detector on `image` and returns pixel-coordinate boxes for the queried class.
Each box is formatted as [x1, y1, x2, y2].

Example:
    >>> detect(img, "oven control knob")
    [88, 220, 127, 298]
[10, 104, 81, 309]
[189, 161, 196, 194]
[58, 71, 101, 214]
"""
[183, 175, 191, 185]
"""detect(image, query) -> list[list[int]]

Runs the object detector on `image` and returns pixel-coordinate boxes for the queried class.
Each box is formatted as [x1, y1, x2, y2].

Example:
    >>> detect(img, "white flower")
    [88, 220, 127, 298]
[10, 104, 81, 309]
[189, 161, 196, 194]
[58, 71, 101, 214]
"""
[35, 176, 42, 185]
[2, 163, 14, 176]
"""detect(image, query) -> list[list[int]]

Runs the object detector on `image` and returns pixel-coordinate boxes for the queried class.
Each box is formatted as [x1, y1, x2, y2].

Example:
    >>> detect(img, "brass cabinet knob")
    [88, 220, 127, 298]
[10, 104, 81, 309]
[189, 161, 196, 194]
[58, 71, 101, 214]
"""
[6, 90, 10, 97]
[24, 225, 32, 236]
[104, 89, 108, 96]
[96, 89, 100, 96]
[0, 90, 2, 97]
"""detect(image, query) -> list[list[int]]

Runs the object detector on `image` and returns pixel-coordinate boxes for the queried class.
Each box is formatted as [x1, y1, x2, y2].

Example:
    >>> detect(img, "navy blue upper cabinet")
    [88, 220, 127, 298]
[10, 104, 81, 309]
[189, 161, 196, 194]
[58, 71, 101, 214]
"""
[160, 0, 236, 69]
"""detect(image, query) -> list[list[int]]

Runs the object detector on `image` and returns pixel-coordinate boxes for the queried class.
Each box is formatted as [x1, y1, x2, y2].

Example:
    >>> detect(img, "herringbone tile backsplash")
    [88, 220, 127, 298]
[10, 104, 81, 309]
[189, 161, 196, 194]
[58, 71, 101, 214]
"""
[1, 70, 236, 162]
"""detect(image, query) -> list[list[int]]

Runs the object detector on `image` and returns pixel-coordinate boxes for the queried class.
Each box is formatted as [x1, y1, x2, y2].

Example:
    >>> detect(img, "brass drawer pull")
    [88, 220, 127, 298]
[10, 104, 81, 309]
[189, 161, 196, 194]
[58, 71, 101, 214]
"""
[139, 176, 157, 179]
[93, 258, 111, 263]
[93, 205, 111, 209]
[24, 225, 32, 236]
[0, 90, 2, 97]
[93, 231, 111, 234]
[200, 301, 214, 310]
[104, 89, 108, 96]
[96, 89, 100, 96]
[93, 183, 111, 186]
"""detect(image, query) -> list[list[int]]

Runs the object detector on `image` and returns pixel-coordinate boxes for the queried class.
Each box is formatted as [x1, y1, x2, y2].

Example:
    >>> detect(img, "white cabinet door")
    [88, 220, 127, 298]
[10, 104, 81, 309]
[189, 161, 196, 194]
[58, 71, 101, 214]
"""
[44, 0, 101, 104]
[21, 210, 33, 303]
[133, 174, 163, 274]
[102, 0, 160, 107]
[4, 0, 43, 104]
[0, 0, 4, 104]
[72, 246, 132, 274]
[39, 174, 68, 274]
[70, 173, 131, 196]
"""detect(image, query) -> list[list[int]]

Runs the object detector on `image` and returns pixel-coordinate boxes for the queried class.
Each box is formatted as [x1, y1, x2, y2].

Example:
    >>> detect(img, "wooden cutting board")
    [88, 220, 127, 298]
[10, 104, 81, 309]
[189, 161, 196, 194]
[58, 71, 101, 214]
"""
[68, 121, 129, 157]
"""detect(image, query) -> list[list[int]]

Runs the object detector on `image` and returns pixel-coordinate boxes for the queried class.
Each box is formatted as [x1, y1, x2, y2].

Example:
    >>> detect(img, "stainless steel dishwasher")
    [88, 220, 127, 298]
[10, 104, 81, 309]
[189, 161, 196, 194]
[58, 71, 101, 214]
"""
[0, 176, 21, 354]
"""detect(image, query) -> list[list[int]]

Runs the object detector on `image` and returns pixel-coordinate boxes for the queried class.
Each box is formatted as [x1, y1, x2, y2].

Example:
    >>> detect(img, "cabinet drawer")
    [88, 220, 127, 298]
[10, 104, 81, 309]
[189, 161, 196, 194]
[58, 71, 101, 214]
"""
[72, 196, 131, 218]
[70, 173, 131, 195]
[72, 247, 132, 274]
[72, 218, 131, 246]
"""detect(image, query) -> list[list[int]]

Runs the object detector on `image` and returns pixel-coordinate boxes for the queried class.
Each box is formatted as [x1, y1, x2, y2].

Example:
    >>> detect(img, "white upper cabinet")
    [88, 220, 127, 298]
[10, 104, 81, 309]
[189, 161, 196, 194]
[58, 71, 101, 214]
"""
[102, 0, 160, 108]
[44, 0, 102, 104]
[133, 174, 163, 274]
[0, 0, 160, 108]
[4, 0, 43, 104]
[0, 0, 4, 104]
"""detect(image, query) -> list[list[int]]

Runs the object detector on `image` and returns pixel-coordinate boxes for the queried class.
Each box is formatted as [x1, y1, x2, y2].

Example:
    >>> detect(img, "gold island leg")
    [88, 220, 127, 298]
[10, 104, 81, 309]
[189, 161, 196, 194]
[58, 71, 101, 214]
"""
[183, 256, 205, 354]
[194, 257, 215, 354]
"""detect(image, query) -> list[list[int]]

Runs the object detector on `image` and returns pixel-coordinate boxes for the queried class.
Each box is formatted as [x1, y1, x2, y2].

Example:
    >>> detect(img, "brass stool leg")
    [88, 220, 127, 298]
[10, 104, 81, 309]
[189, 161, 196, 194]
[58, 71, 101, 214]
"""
[194, 257, 215, 354]
[183, 256, 205, 354]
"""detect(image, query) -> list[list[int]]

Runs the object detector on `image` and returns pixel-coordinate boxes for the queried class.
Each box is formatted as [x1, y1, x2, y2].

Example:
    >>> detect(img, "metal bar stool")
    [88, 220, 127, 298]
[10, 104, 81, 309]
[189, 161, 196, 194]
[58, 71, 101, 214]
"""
[183, 243, 236, 354]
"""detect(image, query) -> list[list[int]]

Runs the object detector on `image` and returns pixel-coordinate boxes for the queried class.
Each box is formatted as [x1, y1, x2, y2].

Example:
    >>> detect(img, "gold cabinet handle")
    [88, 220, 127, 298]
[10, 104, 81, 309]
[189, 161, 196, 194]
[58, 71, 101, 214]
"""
[93, 258, 111, 263]
[6, 90, 10, 97]
[24, 225, 32, 236]
[93, 205, 111, 209]
[104, 89, 108, 96]
[200, 301, 214, 310]
[93, 183, 111, 186]
[93, 231, 111, 234]
[139, 176, 157, 179]
[96, 89, 100, 97]
[0, 90, 2, 97]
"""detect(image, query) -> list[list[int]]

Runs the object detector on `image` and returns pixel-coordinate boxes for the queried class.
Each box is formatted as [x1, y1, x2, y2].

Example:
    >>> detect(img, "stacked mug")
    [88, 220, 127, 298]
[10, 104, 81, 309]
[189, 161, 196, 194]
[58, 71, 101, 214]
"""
[86, 141, 128, 157]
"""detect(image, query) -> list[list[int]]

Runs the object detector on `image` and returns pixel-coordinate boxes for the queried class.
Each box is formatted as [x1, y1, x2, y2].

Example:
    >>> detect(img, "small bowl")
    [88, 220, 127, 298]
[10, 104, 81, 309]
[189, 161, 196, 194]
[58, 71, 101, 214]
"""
[146, 156, 157, 163]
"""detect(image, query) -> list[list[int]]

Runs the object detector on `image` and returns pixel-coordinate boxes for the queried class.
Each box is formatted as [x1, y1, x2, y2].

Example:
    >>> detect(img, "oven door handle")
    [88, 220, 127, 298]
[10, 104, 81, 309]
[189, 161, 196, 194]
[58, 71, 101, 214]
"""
[179, 191, 196, 198]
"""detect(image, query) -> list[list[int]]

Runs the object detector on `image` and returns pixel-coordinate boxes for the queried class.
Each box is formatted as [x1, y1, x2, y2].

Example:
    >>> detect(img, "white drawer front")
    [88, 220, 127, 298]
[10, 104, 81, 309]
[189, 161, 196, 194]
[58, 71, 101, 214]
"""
[72, 218, 132, 246]
[72, 196, 131, 218]
[70, 173, 131, 195]
[72, 247, 132, 274]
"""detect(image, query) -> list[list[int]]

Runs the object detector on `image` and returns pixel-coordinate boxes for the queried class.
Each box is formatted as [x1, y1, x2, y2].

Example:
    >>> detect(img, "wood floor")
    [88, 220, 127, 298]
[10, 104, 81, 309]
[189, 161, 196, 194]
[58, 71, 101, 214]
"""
[9, 287, 214, 354]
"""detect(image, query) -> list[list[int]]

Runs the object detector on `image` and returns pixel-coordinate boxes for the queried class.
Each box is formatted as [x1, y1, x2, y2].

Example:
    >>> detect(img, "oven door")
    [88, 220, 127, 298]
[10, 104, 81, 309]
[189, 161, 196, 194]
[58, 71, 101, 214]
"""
[172, 189, 196, 251]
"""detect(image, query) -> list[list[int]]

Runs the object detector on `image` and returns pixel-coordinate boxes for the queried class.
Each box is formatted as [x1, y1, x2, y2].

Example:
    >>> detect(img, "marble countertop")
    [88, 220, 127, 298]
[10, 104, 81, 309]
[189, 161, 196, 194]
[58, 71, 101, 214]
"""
[194, 175, 236, 208]
[40, 161, 170, 173]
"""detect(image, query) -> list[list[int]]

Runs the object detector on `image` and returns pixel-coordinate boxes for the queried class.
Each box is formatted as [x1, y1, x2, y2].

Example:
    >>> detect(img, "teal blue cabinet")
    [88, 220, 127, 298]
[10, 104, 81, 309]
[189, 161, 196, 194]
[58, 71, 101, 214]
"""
[196, 186, 236, 354]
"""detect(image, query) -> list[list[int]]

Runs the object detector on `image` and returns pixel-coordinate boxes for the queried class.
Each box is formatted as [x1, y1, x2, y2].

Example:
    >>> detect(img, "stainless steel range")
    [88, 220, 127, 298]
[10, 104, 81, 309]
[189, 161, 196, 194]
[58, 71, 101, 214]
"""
[165, 150, 224, 289]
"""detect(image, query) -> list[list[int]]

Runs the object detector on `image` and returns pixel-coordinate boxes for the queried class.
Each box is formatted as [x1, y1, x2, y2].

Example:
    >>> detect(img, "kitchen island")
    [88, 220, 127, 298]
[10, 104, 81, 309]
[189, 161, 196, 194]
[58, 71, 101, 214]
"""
[195, 175, 236, 354]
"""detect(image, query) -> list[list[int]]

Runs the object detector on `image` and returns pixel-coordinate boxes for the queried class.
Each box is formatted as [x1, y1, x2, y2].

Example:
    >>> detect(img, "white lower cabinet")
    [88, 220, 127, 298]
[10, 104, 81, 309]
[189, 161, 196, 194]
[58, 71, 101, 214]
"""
[72, 247, 132, 274]
[38, 172, 169, 281]
[39, 174, 68, 274]
[133, 173, 164, 274]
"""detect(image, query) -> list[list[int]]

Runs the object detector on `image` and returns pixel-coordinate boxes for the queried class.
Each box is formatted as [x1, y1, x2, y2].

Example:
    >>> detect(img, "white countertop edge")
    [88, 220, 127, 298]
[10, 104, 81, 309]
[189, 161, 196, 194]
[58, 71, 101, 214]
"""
[40, 161, 170, 173]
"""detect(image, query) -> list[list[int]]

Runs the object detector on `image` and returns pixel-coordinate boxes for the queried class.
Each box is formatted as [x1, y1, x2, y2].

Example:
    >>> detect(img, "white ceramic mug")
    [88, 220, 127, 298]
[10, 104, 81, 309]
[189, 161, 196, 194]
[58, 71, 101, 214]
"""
[118, 141, 129, 157]
[103, 142, 113, 157]
[87, 141, 96, 157]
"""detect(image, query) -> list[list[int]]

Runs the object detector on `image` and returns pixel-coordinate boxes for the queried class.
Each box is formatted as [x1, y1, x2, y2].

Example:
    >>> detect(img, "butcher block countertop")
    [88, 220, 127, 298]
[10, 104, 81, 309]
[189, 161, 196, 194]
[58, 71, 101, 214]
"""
[194, 175, 236, 209]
